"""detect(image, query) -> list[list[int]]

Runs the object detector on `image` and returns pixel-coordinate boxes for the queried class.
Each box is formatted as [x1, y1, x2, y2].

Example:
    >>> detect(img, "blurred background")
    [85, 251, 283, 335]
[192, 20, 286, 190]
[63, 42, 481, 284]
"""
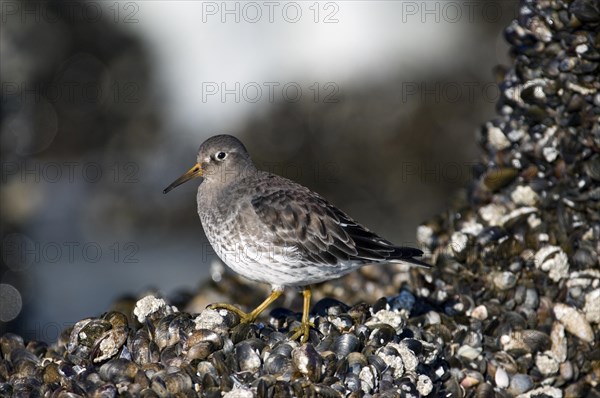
[1, 0, 517, 341]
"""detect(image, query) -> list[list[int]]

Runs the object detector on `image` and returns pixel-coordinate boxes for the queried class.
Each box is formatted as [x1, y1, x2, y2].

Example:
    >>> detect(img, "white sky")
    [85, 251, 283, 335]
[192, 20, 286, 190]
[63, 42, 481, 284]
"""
[111, 1, 475, 135]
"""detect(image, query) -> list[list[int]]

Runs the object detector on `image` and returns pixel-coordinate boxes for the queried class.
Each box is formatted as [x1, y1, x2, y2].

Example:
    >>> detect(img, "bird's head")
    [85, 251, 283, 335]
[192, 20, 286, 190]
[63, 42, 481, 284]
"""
[163, 134, 256, 194]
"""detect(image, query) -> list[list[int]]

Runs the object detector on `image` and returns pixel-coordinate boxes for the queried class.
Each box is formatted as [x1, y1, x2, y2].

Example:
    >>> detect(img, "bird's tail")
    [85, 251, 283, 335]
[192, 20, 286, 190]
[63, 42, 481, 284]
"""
[390, 246, 431, 268]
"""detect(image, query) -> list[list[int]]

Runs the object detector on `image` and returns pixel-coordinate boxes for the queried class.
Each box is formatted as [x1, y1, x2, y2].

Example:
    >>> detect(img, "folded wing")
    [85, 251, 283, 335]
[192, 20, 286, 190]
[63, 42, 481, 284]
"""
[246, 175, 429, 268]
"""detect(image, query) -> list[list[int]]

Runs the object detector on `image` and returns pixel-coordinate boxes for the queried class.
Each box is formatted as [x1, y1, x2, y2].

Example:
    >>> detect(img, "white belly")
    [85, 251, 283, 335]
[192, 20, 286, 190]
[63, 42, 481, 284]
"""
[205, 230, 361, 288]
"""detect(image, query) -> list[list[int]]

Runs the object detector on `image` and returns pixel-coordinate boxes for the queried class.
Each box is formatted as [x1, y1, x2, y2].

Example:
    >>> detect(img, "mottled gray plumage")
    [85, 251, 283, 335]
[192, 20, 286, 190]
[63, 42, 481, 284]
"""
[164, 134, 429, 341]
[164, 134, 428, 291]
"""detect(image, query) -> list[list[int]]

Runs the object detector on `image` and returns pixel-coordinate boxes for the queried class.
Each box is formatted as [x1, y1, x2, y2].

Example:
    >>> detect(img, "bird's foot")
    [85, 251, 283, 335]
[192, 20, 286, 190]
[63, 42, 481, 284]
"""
[289, 321, 314, 344]
[208, 303, 256, 323]
[208, 291, 284, 325]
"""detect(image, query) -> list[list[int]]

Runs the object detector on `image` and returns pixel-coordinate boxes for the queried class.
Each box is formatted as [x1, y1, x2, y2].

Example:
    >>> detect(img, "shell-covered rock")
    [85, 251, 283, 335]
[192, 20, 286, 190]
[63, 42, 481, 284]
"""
[2, 0, 599, 397]
[415, 0, 600, 395]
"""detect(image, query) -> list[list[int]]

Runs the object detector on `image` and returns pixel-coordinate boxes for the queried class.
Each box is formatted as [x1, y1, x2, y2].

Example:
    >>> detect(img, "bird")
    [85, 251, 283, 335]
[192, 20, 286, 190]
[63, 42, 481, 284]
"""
[163, 134, 430, 342]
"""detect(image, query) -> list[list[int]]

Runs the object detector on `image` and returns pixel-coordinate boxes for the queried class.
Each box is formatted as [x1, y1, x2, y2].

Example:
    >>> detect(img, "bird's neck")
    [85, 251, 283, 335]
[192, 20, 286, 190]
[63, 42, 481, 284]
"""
[198, 165, 259, 205]
[210, 164, 258, 187]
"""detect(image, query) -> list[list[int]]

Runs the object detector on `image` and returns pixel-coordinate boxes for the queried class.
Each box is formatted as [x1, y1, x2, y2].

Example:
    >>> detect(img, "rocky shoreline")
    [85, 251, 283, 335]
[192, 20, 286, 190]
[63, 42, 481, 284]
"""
[2, 0, 599, 396]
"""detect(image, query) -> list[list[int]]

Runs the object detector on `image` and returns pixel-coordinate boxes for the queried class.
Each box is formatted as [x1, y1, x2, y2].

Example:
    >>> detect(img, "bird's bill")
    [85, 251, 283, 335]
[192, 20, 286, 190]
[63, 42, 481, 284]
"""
[163, 163, 203, 194]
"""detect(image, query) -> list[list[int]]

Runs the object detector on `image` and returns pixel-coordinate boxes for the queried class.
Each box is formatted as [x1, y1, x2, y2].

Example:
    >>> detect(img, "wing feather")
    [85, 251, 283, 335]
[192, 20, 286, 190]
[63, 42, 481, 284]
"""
[245, 173, 428, 268]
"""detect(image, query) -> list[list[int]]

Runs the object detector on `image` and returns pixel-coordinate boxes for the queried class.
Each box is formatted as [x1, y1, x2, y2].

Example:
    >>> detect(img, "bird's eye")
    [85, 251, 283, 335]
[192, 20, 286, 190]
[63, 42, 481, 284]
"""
[216, 152, 227, 161]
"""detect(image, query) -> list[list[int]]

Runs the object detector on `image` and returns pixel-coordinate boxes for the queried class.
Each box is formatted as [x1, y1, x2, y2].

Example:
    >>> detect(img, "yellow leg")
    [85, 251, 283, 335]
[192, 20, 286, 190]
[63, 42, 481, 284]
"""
[209, 290, 283, 323]
[290, 286, 313, 343]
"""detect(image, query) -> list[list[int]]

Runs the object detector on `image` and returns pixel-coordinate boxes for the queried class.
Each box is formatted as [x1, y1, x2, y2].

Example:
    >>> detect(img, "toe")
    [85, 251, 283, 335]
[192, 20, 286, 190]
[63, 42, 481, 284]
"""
[290, 322, 313, 343]
[208, 303, 251, 321]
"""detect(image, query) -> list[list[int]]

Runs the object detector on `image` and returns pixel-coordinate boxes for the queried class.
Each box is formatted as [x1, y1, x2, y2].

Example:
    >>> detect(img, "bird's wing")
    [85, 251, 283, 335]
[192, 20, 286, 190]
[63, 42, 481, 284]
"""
[243, 174, 428, 268]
